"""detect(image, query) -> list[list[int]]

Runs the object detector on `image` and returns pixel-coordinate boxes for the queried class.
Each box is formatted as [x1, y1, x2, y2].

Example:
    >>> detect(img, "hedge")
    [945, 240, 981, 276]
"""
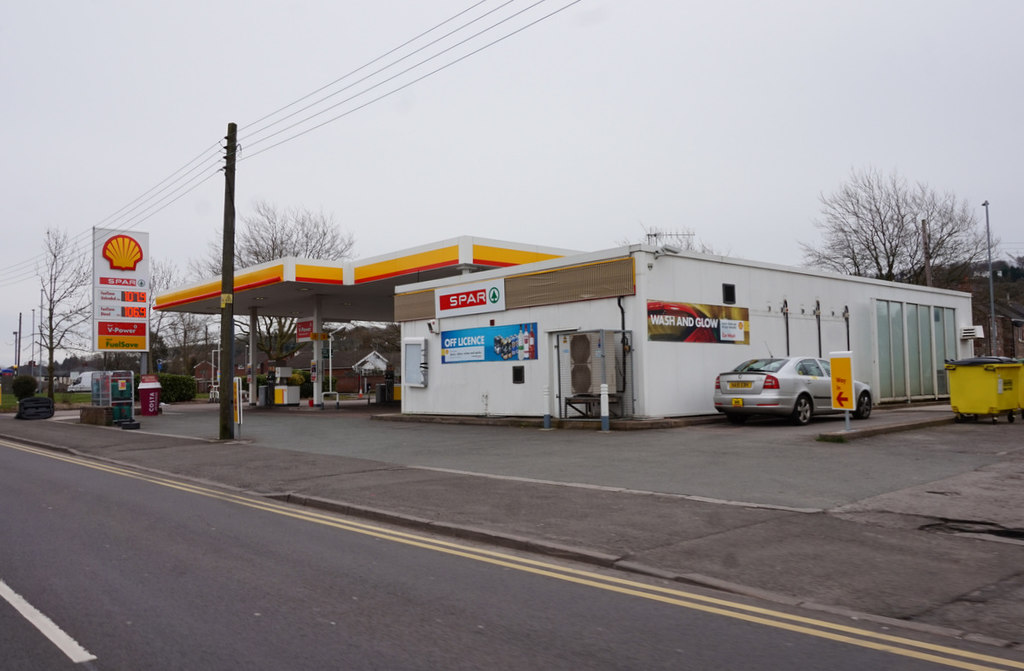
[135, 374, 196, 403]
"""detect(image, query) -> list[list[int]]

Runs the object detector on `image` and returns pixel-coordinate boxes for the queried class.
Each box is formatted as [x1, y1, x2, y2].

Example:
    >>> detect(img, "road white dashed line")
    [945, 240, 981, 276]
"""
[0, 579, 97, 664]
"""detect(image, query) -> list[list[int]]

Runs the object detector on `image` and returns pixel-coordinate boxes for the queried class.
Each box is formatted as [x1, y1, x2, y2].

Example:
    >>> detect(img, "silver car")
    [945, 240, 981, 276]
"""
[713, 357, 873, 425]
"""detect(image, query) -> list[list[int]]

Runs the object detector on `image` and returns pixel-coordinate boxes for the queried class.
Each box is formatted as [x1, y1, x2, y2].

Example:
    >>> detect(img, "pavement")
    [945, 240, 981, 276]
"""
[2, 400, 1024, 652]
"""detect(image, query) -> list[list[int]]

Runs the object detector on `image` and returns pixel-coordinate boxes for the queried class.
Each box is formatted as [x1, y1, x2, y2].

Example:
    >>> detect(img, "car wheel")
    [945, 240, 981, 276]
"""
[725, 413, 748, 425]
[790, 394, 813, 426]
[853, 391, 872, 419]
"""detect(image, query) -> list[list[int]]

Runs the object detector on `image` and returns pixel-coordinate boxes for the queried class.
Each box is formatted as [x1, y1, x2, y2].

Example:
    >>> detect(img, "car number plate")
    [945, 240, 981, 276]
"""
[731, 398, 743, 407]
[729, 381, 753, 389]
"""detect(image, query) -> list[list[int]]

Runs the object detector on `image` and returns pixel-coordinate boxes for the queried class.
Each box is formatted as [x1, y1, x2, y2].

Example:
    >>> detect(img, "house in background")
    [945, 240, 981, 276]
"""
[320, 349, 396, 395]
[351, 350, 392, 395]
[995, 301, 1024, 358]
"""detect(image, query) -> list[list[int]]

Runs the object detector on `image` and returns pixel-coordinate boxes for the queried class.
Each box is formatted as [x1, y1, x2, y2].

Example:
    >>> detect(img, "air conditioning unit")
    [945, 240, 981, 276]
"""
[959, 325, 984, 340]
[568, 332, 619, 395]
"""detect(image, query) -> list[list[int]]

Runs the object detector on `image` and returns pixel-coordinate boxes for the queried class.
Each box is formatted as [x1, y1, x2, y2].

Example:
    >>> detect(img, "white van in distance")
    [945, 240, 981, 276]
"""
[68, 371, 101, 393]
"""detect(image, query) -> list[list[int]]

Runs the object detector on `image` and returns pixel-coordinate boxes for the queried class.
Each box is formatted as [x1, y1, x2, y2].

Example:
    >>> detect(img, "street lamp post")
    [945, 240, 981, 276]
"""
[982, 201, 996, 356]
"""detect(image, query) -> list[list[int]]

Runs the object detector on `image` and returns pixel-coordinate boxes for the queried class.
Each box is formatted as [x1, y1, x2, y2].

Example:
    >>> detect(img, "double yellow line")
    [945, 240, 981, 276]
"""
[4, 439, 1022, 671]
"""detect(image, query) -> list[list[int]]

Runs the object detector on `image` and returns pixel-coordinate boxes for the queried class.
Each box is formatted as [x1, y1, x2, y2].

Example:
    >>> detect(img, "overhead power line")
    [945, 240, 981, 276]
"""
[241, 0, 582, 158]
[241, 0, 494, 134]
[5, 0, 583, 291]
[0, 146, 223, 289]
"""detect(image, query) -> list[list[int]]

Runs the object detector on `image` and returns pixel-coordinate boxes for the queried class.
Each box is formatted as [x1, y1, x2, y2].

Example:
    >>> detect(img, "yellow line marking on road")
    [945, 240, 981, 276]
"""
[3, 439, 1021, 670]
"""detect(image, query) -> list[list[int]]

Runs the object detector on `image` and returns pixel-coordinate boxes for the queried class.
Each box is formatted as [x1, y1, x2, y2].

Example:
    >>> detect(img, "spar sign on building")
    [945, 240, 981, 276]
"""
[435, 280, 505, 318]
[93, 228, 150, 351]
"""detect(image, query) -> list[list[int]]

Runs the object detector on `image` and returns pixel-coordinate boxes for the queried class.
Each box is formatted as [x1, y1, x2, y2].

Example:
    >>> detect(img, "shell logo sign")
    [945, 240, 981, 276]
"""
[101, 234, 144, 271]
[93, 228, 150, 352]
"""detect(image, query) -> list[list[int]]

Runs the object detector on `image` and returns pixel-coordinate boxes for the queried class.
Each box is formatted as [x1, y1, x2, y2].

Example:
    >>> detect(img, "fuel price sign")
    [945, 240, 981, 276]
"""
[93, 229, 150, 351]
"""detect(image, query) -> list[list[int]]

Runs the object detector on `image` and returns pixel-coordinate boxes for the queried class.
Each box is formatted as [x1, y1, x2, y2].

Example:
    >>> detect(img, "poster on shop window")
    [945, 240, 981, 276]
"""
[441, 323, 538, 363]
[647, 300, 749, 344]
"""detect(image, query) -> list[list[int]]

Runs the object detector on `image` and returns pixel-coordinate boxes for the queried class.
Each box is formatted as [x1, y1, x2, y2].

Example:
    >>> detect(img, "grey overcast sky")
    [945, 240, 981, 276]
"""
[2, 0, 1022, 367]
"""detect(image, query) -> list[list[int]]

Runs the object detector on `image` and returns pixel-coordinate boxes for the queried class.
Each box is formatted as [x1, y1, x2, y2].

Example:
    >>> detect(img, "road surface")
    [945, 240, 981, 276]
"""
[1, 440, 1017, 670]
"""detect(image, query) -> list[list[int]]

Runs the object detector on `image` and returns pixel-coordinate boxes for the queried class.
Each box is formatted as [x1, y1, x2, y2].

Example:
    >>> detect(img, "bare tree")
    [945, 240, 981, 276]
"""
[801, 168, 988, 288]
[331, 322, 401, 354]
[199, 201, 355, 271]
[151, 259, 215, 375]
[196, 200, 356, 363]
[38, 228, 91, 398]
[908, 186, 989, 287]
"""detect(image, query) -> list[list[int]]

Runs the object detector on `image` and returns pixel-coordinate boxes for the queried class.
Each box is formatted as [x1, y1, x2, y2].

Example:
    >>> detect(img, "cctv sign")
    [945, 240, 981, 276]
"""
[435, 280, 505, 317]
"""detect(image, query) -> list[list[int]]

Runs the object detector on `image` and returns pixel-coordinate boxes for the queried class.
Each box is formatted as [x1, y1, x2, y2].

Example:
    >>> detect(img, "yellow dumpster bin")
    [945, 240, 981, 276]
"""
[1018, 359, 1024, 416]
[944, 357, 1022, 423]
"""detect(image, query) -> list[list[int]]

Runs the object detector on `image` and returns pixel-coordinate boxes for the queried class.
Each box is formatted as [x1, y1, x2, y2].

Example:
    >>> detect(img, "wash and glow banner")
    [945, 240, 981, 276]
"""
[647, 300, 749, 344]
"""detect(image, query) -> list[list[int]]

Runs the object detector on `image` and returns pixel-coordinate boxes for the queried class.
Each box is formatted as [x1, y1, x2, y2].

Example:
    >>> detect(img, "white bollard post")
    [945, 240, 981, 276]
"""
[600, 383, 610, 431]
[543, 385, 552, 430]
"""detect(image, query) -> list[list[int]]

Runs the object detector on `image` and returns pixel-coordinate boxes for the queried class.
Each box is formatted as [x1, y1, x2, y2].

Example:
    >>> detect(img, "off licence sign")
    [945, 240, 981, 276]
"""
[830, 351, 855, 411]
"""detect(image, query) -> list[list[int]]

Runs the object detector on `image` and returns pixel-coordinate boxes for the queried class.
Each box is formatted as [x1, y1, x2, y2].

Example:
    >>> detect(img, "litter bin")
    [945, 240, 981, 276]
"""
[944, 357, 1021, 423]
[138, 377, 162, 416]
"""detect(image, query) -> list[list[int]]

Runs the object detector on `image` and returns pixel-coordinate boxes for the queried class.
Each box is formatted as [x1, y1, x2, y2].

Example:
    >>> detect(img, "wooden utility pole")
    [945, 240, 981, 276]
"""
[219, 123, 237, 439]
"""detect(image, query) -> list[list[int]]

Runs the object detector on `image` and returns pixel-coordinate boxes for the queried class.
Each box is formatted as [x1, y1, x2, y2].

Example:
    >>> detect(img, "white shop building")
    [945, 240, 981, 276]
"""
[394, 243, 975, 419]
[154, 236, 976, 420]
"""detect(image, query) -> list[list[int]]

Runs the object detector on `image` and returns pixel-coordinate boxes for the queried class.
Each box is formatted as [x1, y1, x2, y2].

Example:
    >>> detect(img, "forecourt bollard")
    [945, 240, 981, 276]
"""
[600, 383, 610, 432]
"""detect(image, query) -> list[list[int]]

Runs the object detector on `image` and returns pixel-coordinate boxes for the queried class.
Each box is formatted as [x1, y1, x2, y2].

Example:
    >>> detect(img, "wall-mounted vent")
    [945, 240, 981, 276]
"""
[959, 325, 985, 340]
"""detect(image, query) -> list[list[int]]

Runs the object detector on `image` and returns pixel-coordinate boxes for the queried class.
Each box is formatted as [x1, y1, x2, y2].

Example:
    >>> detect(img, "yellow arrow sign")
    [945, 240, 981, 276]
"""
[830, 351, 855, 411]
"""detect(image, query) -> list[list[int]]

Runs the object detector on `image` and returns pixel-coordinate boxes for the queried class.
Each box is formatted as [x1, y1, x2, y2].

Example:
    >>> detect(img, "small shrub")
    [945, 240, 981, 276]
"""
[12, 375, 38, 400]
[291, 370, 311, 398]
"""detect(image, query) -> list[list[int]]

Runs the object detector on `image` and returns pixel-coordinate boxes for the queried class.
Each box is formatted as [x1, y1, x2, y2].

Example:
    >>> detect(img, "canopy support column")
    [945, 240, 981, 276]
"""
[249, 307, 258, 406]
[313, 295, 323, 406]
